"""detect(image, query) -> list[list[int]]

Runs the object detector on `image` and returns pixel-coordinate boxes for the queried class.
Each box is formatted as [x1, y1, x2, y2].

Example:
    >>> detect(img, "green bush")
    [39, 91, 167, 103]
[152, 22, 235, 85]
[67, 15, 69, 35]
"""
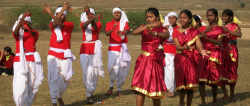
[5, 5, 52, 31]
[5, 5, 148, 33]
[126, 11, 147, 32]
[66, 12, 81, 32]
[98, 10, 147, 33]
[240, 3, 246, 7]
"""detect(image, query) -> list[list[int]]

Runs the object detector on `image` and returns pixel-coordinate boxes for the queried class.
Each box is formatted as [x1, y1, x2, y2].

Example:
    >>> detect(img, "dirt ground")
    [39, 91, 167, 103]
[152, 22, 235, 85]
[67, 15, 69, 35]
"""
[0, 0, 250, 106]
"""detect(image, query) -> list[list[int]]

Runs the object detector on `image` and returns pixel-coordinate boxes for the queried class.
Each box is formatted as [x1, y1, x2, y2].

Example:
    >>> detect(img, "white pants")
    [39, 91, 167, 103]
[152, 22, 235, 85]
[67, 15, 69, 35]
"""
[80, 54, 100, 97]
[13, 62, 36, 106]
[108, 51, 130, 91]
[164, 53, 176, 93]
[47, 55, 69, 103]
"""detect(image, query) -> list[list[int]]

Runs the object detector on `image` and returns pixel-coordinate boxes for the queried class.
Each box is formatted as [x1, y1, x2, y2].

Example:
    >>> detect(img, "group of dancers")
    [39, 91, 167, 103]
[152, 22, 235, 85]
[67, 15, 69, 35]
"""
[7, 1, 242, 106]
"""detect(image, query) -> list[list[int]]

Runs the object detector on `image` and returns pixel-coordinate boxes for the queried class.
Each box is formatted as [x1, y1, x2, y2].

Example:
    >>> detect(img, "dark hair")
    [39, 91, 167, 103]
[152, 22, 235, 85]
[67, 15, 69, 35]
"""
[4, 47, 15, 56]
[222, 9, 234, 22]
[145, 8, 159, 19]
[180, 9, 192, 24]
[207, 8, 218, 22]
[193, 15, 202, 27]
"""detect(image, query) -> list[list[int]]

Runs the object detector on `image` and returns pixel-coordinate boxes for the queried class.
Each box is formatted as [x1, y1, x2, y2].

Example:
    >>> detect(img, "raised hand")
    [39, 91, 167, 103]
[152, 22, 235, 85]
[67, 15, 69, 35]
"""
[200, 32, 207, 39]
[42, 3, 52, 14]
[62, 2, 72, 11]
[206, 25, 213, 32]
[112, 23, 117, 30]
[147, 30, 157, 37]
[83, 5, 90, 11]
[19, 10, 29, 21]
[222, 25, 229, 33]
[117, 31, 123, 36]
[23, 10, 29, 17]
[93, 11, 104, 19]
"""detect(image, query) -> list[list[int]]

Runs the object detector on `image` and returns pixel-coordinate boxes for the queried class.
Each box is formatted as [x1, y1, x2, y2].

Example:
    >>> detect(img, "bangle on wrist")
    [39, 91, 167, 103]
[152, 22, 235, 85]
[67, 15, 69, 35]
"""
[184, 45, 187, 50]
[199, 47, 203, 51]
[205, 36, 208, 41]
[154, 31, 158, 37]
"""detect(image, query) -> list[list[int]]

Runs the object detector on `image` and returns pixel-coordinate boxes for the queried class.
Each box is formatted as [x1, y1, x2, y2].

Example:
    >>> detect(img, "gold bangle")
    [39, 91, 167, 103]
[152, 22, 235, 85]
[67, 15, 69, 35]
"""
[154, 31, 158, 37]
[147, 24, 151, 28]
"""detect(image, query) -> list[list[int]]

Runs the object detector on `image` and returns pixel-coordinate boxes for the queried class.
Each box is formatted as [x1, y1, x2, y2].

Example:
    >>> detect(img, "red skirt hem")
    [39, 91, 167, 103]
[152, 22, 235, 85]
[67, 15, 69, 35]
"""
[131, 86, 166, 99]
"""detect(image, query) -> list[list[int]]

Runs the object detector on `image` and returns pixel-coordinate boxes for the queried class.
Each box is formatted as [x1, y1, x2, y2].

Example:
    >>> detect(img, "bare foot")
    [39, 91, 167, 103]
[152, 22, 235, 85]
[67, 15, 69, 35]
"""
[200, 102, 206, 106]
[212, 102, 217, 106]
[58, 98, 65, 106]
[219, 96, 229, 101]
[53, 103, 57, 106]
[229, 96, 234, 103]
[179, 101, 185, 106]
[166, 91, 174, 97]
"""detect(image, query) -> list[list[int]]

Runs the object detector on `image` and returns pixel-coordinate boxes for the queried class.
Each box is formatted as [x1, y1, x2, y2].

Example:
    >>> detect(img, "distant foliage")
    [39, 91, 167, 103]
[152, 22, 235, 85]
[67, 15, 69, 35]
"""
[126, 11, 147, 32]
[66, 12, 81, 32]
[5, 5, 52, 31]
[240, 3, 246, 7]
[97, 10, 147, 33]
[5, 5, 148, 33]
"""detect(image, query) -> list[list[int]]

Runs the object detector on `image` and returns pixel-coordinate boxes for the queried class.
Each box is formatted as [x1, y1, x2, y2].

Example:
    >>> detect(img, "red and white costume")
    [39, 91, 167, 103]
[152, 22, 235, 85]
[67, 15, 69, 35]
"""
[105, 7, 130, 91]
[47, 7, 75, 104]
[80, 8, 104, 97]
[12, 14, 44, 106]
[163, 12, 179, 93]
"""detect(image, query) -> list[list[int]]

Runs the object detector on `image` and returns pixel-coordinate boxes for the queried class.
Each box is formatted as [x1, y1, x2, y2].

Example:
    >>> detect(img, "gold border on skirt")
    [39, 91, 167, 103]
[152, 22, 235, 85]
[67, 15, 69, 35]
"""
[131, 86, 166, 99]
[199, 75, 222, 84]
[222, 78, 237, 83]
[175, 84, 199, 91]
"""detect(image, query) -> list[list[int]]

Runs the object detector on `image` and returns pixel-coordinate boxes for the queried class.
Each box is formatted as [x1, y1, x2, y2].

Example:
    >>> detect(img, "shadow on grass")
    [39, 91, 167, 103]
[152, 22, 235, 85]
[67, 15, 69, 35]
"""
[193, 90, 250, 106]
[66, 90, 135, 106]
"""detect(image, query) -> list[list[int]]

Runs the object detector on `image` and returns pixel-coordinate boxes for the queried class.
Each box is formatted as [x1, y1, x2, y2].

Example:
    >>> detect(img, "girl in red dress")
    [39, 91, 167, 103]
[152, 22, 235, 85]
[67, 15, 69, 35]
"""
[193, 15, 206, 32]
[173, 10, 207, 106]
[131, 8, 170, 106]
[193, 15, 207, 65]
[198, 8, 226, 106]
[220, 9, 242, 103]
[0, 47, 15, 76]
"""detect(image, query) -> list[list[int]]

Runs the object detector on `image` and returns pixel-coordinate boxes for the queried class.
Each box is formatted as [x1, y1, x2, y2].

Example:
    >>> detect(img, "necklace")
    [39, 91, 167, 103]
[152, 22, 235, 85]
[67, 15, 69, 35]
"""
[225, 22, 232, 36]
[182, 27, 190, 35]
